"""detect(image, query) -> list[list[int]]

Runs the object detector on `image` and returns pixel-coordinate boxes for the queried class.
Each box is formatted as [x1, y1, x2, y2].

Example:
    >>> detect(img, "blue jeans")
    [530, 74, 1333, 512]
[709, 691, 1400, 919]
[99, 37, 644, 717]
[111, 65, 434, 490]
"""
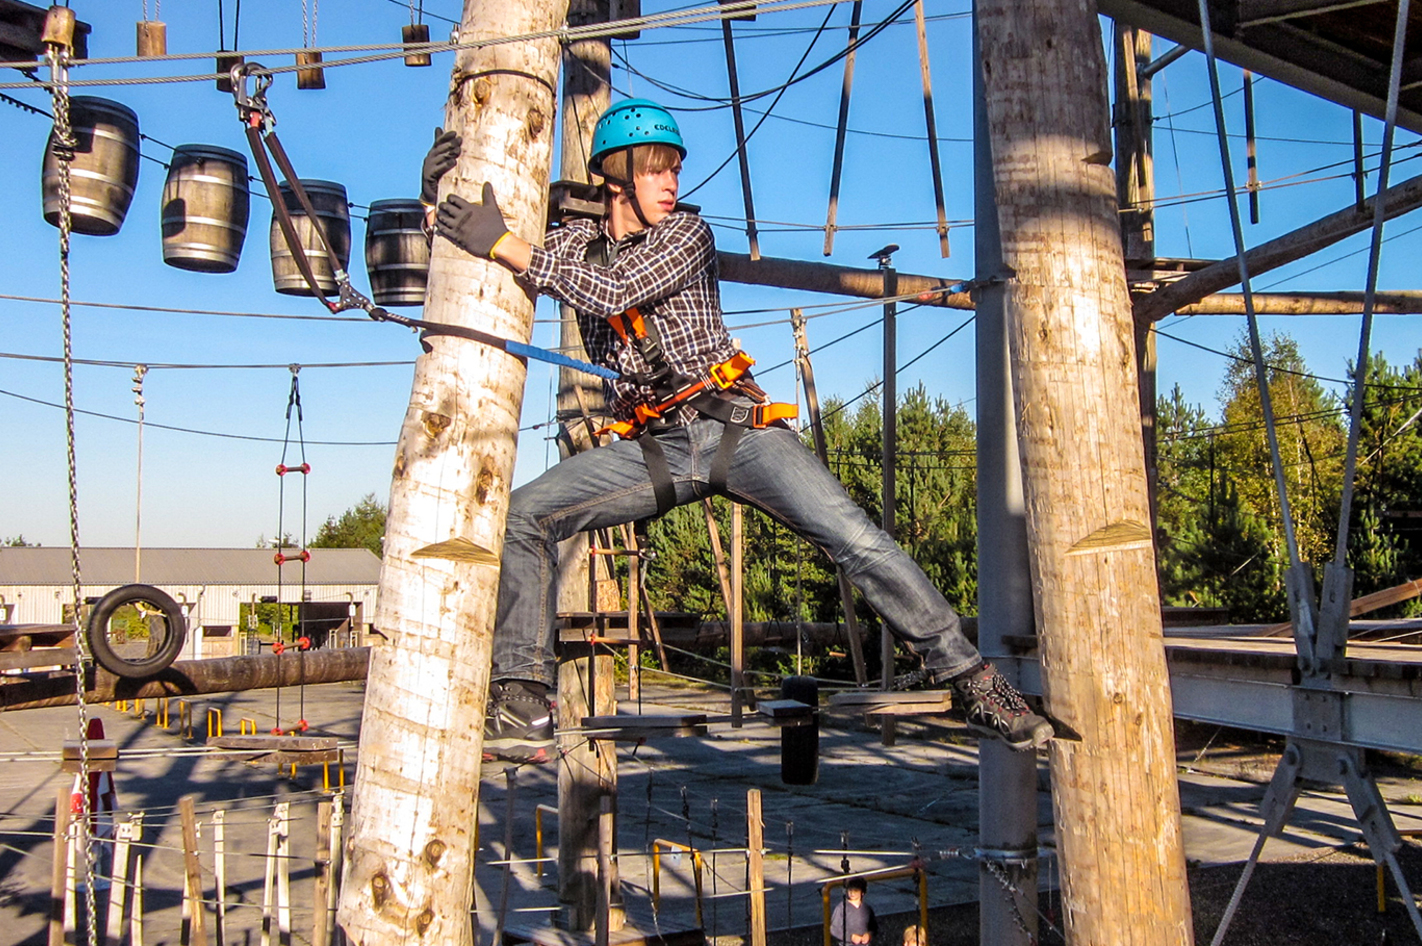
[492, 417, 982, 686]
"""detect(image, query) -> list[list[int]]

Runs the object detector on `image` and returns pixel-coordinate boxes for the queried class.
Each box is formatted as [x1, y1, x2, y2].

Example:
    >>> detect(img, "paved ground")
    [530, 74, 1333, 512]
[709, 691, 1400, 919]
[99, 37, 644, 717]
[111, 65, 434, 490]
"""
[2, 680, 1421, 945]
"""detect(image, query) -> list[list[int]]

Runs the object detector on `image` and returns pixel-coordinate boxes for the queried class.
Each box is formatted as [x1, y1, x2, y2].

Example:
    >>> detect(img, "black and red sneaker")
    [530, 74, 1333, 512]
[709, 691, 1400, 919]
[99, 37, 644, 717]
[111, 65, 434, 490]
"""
[950, 662, 1054, 751]
[482, 680, 555, 764]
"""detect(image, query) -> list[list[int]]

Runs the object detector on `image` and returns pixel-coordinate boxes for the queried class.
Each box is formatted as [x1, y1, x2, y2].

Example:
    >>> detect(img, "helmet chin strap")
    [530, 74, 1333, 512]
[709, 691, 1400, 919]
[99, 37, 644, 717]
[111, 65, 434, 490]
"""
[610, 145, 653, 232]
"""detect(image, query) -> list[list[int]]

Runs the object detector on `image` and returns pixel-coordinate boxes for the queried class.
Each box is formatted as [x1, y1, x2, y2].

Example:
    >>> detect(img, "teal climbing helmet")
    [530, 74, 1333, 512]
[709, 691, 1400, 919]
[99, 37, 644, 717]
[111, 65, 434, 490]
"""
[588, 98, 686, 180]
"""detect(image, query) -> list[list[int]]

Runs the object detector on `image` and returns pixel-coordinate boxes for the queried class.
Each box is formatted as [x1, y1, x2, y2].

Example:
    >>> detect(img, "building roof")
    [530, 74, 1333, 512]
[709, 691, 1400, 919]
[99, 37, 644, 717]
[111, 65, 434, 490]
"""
[0, 548, 382, 586]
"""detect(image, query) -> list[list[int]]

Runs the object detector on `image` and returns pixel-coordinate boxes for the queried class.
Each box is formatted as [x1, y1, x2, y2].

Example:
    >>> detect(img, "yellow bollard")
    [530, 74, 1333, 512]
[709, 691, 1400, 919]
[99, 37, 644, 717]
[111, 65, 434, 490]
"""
[240, 718, 257, 736]
[206, 707, 223, 739]
[157, 698, 170, 730]
[178, 700, 193, 739]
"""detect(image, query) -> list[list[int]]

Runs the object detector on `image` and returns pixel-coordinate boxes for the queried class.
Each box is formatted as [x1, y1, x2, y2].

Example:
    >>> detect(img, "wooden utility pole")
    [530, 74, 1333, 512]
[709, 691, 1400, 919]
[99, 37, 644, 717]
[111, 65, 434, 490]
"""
[338, 0, 568, 940]
[1113, 24, 1158, 525]
[976, 2, 1193, 943]
[555, 6, 621, 931]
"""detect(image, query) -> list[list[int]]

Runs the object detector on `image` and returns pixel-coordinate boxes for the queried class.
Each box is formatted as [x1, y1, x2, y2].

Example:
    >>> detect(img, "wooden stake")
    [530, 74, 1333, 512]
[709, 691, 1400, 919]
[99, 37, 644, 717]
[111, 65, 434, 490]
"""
[912, 0, 950, 257]
[49, 788, 71, 946]
[339, 0, 566, 938]
[275, 804, 291, 946]
[596, 795, 613, 946]
[627, 533, 642, 702]
[63, 817, 76, 946]
[746, 790, 766, 946]
[178, 796, 208, 946]
[313, 802, 333, 946]
[131, 854, 144, 946]
[977, 1, 1194, 941]
[105, 816, 139, 946]
[823, 0, 863, 256]
[261, 807, 279, 946]
[791, 310, 867, 685]
[328, 795, 345, 946]
[495, 768, 518, 946]
[213, 810, 227, 946]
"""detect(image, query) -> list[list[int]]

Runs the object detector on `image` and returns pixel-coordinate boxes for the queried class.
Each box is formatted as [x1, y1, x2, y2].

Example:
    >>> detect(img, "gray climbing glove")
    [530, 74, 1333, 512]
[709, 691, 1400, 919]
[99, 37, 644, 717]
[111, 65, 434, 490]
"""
[420, 127, 462, 205]
[435, 182, 512, 260]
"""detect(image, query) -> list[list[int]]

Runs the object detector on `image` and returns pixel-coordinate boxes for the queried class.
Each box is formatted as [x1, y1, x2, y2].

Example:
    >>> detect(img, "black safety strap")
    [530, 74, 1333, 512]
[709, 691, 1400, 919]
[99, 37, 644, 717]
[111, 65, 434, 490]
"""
[245, 124, 333, 306]
[708, 421, 744, 496]
[638, 430, 678, 518]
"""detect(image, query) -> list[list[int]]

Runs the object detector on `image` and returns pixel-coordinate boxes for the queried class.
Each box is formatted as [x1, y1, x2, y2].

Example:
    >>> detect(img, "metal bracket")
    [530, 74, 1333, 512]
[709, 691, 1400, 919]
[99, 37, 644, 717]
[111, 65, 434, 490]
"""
[231, 61, 274, 130]
[1291, 687, 1346, 744]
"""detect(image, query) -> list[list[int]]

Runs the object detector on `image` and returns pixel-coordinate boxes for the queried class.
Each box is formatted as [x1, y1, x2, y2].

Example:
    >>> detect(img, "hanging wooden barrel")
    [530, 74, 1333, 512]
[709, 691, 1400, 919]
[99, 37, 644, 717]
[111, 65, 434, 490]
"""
[161, 144, 251, 274]
[364, 199, 430, 307]
[269, 179, 351, 296]
[41, 96, 140, 237]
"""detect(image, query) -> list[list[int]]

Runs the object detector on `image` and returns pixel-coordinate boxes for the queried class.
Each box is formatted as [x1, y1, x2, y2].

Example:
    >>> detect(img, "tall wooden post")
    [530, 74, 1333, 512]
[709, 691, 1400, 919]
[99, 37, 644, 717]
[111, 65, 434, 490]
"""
[971, 10, 1038, 942]
[1113, 23, 1159, 528]
[976, 2, 1194, 943]
[338, 0, 569, 941]
[555, 9, 620, 931]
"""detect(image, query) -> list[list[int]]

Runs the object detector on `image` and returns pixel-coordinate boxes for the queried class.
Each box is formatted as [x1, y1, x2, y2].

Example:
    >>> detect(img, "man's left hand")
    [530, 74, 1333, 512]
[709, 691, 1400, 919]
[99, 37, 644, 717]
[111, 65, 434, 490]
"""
[435, 181, 512, 260]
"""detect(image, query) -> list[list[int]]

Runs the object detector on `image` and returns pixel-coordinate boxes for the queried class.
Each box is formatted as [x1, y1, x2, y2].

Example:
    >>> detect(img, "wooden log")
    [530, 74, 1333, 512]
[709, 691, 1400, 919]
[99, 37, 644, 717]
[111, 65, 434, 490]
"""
[0, 647, 369, 712]
[746, 790, 766, 946]
[1134, 170, 1422, 322]
[718, 253, 974, 308]
[338, 0, 566, 938]
[977, 0, 1194, 942]
[1178, 290, 1422, 315]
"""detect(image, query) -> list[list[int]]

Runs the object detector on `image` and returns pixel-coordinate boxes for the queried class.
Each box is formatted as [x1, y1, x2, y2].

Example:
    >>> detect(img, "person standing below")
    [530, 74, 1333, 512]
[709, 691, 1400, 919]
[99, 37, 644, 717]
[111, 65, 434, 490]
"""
[423, 99, 1055, 763]
[830, 878, 878, 946]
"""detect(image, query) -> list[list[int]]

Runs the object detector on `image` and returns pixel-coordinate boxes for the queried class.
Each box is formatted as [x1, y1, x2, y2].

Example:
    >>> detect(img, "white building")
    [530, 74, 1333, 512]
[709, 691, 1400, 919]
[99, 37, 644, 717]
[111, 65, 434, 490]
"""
[0, 547, 380, 659]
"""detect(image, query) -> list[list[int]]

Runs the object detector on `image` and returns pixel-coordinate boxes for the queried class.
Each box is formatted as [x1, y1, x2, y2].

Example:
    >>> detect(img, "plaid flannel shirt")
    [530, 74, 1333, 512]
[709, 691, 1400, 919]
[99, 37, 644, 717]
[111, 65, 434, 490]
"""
[522, 212, 740, 424]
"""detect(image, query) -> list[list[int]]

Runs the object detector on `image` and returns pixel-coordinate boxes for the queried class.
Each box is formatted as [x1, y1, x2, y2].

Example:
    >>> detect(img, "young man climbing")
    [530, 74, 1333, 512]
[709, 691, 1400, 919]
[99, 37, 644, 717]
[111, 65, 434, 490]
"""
[423, 99, 1054, 763]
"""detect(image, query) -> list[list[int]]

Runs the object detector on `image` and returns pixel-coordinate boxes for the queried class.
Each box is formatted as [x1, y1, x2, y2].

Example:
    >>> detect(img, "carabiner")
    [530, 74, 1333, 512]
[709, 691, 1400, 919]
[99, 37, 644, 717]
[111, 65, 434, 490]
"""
[231, 61, 274, 131]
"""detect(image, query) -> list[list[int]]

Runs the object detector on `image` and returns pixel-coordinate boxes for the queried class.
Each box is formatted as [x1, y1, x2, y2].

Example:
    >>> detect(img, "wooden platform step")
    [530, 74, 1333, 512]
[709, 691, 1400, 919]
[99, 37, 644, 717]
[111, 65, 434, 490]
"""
[580, 714, 708, 741]
[207, 734, 340, 764]
[827, 690, 953, 716]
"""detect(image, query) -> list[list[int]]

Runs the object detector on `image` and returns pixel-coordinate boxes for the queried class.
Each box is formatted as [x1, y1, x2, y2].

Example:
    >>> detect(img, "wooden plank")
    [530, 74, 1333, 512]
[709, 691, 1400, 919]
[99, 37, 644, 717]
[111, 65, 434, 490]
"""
[582, 715, 708, 741]
[2, 648, 79, 671]
[207, 735, 337, 751]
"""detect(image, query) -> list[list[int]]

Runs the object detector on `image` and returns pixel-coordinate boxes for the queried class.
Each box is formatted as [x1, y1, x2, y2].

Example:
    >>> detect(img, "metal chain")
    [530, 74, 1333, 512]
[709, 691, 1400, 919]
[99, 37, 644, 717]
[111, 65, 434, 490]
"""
[47, 43, 100, 946]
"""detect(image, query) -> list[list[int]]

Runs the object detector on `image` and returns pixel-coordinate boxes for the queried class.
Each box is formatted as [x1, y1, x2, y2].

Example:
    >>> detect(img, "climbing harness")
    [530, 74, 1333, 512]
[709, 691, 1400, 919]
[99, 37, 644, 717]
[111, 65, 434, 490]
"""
[43, 12, 101, 946]
[580, 234, 796, 517]
[228, 63, 617, 382]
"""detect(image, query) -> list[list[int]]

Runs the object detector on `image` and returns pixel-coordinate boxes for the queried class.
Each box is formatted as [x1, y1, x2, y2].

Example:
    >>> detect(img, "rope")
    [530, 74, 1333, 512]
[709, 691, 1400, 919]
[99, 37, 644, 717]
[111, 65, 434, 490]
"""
[46, 39, 100, 946]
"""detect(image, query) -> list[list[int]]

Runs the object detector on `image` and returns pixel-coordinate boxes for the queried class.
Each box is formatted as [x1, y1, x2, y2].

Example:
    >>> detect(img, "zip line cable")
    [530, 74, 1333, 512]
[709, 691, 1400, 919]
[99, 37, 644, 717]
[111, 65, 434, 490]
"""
[0, 0, 858, 87]
[0, 351, 416, 370]
[0, 387, 397, 446]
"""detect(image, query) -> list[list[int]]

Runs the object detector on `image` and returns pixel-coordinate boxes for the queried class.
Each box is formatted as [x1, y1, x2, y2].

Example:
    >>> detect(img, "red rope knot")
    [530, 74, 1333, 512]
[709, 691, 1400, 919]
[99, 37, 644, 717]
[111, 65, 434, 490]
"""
[296, 636, 312, 651]
[275, 463, 311, 476]
[273, 549, 311, 565]
[272, 640, 287, 655]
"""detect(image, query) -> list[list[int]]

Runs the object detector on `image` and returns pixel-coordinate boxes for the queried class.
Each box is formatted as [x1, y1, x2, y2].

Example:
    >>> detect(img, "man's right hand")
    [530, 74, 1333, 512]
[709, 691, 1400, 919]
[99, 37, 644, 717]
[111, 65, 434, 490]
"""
[421, 127, 462, 205]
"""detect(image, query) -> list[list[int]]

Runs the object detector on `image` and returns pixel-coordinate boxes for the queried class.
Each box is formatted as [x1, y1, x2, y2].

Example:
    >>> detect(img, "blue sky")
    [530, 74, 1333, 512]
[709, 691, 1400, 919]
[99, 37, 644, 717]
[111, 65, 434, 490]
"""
[2, 0, 1418, 549]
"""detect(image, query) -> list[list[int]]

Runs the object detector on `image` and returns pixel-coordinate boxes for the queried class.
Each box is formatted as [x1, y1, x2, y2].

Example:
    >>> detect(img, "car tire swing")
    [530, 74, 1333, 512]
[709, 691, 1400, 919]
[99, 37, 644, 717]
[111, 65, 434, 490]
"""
[86, 584, 187, 678]
[779, 675, 819, 785]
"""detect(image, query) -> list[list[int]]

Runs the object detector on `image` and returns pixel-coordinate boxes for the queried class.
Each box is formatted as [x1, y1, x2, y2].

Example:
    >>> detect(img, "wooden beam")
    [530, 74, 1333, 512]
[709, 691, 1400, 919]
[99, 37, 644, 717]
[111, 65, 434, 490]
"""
[1134, 170, 1422, 321]
[912, 0, 951, 258]
[978, 0, 1194, 941]
[717, 252, 973, 307]
[1178, 290, 1422, 315]
[719, 2, 760, 260]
